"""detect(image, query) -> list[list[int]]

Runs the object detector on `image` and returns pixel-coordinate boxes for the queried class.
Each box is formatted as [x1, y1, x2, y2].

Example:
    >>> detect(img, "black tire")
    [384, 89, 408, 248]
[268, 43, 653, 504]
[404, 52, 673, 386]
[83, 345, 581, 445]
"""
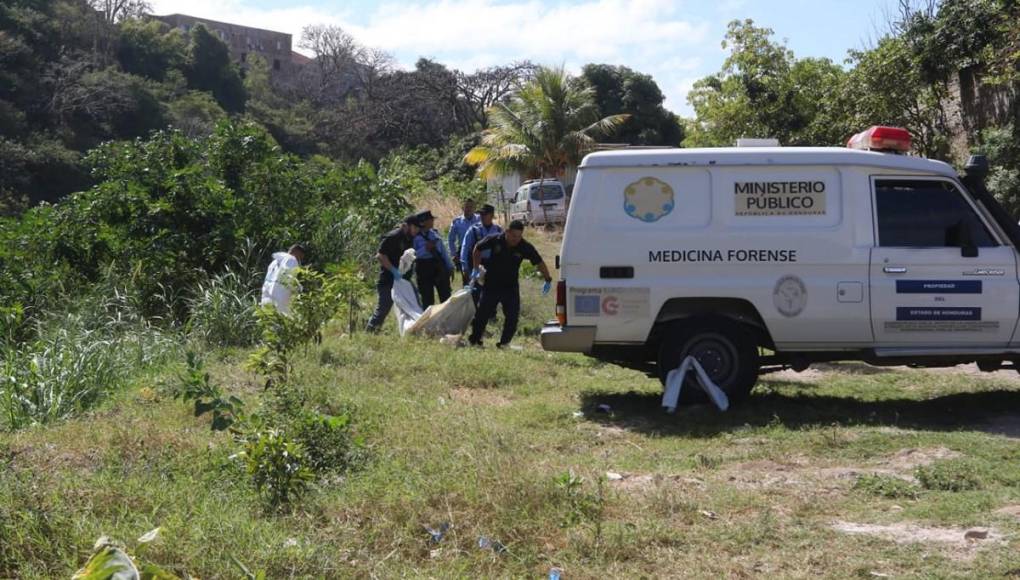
[657, 317, 760, 405]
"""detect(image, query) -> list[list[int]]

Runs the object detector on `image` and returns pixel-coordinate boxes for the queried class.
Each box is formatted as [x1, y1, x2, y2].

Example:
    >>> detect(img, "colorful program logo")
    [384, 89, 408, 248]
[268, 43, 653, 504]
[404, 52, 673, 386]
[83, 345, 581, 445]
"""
[624, 177, 674, 223]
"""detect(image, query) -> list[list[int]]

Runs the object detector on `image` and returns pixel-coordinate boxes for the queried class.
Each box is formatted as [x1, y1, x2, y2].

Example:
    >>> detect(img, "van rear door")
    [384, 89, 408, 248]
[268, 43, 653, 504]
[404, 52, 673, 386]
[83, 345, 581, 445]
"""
[869, 177, 1019, 346]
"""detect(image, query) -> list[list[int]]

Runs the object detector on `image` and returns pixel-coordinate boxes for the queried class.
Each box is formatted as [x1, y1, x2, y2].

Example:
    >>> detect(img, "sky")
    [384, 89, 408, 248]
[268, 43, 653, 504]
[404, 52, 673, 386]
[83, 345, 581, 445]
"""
[149, 0, 899, 116]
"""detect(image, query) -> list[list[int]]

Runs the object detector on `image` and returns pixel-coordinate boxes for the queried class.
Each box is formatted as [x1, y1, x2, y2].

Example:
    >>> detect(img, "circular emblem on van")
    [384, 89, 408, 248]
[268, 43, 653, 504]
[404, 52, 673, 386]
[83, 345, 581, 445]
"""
[624, 177, 674, 223]
[773, 275, 807, 318]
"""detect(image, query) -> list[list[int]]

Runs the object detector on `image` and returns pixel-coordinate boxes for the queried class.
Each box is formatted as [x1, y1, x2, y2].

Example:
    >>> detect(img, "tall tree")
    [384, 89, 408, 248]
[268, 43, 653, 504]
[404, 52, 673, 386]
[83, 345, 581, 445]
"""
[685, 19, 847, 147]
[581, 64, 683, 146]
[839, 36, 950, 158]
[298, 24, 393, 103]
[464, 65, 629, 181]
[185, 24, 245, 113]
[116, 18, 186, 82]
[88, 0, 150, 23]
[455, 62, 537, 131]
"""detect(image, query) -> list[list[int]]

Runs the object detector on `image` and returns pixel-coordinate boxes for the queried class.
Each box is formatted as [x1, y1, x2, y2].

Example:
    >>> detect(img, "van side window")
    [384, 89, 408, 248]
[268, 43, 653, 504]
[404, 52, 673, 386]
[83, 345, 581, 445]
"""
[874, 179, 997, 248]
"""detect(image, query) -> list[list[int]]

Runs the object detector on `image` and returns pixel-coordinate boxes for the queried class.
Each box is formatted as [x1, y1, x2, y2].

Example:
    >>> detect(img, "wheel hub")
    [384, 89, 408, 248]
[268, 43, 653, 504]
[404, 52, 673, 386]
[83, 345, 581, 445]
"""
[688, 336, 736, 384]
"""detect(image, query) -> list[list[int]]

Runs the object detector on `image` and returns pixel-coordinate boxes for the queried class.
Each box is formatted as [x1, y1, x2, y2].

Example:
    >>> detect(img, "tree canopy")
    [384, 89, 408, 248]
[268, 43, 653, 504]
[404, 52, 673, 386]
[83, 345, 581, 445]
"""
[464, 66, 629, 180]
[581, 64, 683, 146]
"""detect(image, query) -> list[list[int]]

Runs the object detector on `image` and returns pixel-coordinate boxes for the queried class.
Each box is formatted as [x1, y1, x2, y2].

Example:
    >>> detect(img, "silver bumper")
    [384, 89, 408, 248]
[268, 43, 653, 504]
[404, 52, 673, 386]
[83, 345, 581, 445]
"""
[540, 323, 596, 353]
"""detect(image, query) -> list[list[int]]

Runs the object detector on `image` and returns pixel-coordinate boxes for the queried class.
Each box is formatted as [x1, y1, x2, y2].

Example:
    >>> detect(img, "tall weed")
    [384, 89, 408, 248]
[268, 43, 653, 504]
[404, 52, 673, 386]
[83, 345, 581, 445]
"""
[0, 281, 178, 430]
[187, 267, 260, 347]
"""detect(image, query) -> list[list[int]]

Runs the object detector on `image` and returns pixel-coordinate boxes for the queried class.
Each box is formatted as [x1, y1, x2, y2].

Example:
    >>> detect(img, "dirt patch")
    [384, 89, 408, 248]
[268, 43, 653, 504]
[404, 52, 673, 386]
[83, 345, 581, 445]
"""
[606, 472, 706, 493]
[815, 466, 912, 481]
[995, 505, 1020, 521]
[766, 368, 827, 383]
[722, 447, 960, 492]
[8, 441, 102, 473]
[448, 388, 511, 407]
[724, 458, 822, 491]
[878, 446, 962, 470]
[832, 520, 1004, 560]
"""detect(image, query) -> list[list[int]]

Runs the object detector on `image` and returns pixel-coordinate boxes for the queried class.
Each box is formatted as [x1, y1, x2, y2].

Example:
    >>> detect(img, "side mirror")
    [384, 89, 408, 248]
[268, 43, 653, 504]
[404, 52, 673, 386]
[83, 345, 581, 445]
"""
[948, 220, 979, 258]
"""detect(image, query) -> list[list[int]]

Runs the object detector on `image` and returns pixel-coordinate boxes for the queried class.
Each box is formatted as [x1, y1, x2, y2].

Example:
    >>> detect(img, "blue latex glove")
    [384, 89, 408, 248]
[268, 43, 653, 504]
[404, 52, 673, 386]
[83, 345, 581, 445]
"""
[470, 268, 481, 280]
[389, 266, 402, 279]
[542, 280, 552, 295]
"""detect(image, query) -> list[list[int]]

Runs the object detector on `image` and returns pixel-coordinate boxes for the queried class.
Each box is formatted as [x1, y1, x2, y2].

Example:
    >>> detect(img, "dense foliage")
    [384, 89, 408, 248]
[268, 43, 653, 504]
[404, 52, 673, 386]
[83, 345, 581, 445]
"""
[581, 64, 684, 146]
[0, 1, 249, 210]
[686, 3, 1018, 214]
[0, 120, 411, 323]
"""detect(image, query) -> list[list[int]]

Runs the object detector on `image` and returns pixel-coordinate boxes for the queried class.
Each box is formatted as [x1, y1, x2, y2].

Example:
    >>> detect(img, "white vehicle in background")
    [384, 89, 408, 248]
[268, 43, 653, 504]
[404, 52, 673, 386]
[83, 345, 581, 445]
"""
[509, 179, 567, 225]
[541, 126, 1020, 405]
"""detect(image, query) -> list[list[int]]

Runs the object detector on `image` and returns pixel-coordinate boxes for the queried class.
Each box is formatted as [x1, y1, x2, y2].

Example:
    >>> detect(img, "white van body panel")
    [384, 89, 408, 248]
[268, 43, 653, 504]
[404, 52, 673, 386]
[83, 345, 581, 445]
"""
[554, 147, 1020, 356]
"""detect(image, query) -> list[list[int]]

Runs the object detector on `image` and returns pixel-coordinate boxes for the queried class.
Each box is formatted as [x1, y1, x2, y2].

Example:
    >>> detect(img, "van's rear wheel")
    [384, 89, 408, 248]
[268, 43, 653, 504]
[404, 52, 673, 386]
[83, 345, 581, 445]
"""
[657, 318, 760, 405]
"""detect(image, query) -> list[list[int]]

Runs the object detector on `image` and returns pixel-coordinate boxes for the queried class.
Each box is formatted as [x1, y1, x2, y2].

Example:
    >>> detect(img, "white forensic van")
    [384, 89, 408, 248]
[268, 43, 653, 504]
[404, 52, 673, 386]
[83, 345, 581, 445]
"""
[541, 126, 1020, 404]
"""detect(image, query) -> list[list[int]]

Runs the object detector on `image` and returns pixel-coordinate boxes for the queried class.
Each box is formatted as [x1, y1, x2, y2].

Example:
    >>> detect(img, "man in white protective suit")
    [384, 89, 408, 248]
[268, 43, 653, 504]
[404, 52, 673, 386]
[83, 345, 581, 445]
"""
[260, 244, 305, 315]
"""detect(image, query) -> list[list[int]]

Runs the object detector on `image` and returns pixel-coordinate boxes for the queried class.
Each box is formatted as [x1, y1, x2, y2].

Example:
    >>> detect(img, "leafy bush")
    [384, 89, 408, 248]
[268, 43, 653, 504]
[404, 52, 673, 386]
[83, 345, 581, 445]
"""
[237, 428, 314, 509]
[292, 411, 363, 474]
[978, 124, 1020, 219]
[172, 352, 243, 431]
[853, 474, 919, 499]
[246, 268, 351, 387]
[915, 460, 984, 492]
[555, 470, 606, 534]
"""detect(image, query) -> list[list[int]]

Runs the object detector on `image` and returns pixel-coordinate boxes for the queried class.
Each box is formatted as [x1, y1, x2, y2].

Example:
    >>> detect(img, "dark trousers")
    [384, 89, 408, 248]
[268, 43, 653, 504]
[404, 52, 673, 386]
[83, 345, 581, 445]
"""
[416, 259, 451, 308]
[366, 272, 395, 331]
[469, 286, 520, 346]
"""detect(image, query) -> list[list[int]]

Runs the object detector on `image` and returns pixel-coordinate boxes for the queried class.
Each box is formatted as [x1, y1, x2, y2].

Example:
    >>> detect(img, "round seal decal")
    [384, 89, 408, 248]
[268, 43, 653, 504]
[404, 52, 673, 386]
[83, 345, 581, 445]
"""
[773, 275, 807, 318]
[624, 177, 674, 222]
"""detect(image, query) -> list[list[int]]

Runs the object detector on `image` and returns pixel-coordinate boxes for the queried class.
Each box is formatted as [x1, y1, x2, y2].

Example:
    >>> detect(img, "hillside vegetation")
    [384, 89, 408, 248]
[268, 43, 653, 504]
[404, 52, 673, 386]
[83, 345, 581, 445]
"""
[1, 0, 1019, 577]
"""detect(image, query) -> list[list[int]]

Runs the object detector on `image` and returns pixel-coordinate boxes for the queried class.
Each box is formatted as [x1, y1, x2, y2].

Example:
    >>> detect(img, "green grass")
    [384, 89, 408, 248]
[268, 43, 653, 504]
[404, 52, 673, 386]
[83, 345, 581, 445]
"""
[2, 260, 1020, 577]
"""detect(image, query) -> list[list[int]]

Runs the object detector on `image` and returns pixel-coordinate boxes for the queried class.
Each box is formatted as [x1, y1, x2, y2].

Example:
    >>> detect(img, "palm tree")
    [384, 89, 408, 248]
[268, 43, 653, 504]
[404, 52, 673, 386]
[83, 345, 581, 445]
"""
[465, 66, 629, 223]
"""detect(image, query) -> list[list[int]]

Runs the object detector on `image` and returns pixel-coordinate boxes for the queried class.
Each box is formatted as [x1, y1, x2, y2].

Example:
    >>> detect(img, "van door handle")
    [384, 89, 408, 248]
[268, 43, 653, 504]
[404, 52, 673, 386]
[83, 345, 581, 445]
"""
[883, 266, 908, 274]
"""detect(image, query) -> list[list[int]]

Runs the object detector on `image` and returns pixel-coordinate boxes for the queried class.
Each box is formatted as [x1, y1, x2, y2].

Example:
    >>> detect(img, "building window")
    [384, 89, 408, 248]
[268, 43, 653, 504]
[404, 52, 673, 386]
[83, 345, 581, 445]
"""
[241, 52, 247, 63]
[276, 40, 282, 51]
[273, 59, 281, 71]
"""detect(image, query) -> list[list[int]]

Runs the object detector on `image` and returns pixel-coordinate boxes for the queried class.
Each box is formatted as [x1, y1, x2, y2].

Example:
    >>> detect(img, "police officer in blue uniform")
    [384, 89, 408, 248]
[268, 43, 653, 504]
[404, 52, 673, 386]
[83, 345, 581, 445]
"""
[448, 199, 480, 285]
[459, 204, 502, 279]
[467, 220, 553, 348]
[413, 210, 454, 308]
[366, 214, 420, 332]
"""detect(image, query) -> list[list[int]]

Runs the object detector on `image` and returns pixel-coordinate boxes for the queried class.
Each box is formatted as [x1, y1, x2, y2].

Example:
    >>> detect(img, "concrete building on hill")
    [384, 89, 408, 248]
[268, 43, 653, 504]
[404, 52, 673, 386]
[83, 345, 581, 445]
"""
[152, 13, 306, 80]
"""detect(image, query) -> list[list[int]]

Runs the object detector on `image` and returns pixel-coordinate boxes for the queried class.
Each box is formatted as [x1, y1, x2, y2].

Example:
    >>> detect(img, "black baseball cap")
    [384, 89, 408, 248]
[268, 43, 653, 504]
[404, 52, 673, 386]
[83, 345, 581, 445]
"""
[415, 210, 435, 223]
[479, 204, 496, 215]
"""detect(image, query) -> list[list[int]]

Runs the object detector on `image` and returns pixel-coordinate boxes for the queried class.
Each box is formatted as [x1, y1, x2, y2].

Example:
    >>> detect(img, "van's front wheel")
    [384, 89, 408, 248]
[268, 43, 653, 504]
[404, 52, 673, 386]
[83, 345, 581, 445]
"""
[657, 318, 760, 405]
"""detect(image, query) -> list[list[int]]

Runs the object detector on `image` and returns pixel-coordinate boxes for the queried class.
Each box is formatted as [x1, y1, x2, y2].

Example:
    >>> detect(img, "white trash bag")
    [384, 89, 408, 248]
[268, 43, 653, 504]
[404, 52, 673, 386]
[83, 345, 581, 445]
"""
[391, 249, 477, 337]
[662, 356, 730, 412]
